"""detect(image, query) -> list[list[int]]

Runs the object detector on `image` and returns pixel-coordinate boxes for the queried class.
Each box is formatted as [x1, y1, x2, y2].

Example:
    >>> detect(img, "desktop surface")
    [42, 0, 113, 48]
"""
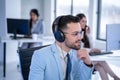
[10, 36, 32, 40]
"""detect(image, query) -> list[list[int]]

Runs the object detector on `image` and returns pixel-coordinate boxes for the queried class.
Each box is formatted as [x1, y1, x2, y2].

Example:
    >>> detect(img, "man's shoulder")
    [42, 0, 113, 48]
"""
[34, 45, 51, 55]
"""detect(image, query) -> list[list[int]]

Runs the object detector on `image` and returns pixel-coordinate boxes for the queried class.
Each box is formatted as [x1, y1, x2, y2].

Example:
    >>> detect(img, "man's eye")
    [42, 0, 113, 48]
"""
[73, 33, 78, 36]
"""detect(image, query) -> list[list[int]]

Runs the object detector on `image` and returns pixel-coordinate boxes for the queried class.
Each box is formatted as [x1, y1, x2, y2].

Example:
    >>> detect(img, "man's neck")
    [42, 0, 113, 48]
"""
[56, 41, 70, 53]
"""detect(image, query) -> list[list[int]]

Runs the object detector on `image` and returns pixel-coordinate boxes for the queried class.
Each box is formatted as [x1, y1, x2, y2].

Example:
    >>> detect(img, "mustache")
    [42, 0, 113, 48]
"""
[75, 40, 81, 43]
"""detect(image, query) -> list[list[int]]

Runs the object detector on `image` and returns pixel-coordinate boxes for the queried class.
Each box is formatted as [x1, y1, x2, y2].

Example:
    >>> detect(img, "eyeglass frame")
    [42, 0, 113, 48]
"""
[63, 31, 83, 37]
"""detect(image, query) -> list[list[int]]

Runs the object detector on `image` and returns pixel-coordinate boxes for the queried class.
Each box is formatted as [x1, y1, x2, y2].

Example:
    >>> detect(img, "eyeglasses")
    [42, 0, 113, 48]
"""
[64, 31, 83, 37]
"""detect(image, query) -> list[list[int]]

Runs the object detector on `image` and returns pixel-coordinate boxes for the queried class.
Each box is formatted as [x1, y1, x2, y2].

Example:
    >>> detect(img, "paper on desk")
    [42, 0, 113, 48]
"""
[107, 50, 120, 57]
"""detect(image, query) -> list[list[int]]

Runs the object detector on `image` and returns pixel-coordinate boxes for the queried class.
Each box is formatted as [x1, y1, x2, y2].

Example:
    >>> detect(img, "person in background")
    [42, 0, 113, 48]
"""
[76, 13, 120, 80]
[29, 15, 94, 80]
[21, 9, 44, 49]
[29, 9, 43, 36]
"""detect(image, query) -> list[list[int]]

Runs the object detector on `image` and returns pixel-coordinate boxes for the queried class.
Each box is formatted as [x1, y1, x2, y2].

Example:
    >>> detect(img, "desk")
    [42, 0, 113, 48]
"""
[0, 36, 55, 77]
[90, 50, 120, 66]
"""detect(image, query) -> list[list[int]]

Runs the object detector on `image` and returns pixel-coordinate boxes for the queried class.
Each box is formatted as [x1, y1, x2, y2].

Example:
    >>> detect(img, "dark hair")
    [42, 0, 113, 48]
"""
[29, 9, 39, 32]
[30, 9, 39, 17]
[76, 13, 86, 21]
[76, 13, 90, 48]
[52, 15, 80, 34]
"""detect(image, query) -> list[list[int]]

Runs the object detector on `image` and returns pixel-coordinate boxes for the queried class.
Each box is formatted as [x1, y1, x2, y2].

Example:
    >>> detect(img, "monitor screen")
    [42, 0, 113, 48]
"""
[7, 18, 30, 39]
[106, 24, 120, 51]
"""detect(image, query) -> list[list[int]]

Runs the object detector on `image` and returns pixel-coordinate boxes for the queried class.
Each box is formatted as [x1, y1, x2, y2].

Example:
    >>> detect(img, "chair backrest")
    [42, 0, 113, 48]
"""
[18, 45, 50, 80]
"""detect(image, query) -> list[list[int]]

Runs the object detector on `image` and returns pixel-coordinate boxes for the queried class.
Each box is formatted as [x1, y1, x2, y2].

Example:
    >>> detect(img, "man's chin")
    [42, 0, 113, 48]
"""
[73, 45, 81, 50]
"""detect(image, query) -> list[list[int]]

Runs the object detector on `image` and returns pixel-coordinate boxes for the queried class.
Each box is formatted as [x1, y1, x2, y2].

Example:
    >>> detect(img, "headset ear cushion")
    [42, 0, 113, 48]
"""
[54, 30, 65, 42]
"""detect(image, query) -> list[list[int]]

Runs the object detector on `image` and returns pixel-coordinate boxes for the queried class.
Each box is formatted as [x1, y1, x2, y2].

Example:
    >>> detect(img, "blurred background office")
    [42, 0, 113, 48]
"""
[0, 0, 120, 80]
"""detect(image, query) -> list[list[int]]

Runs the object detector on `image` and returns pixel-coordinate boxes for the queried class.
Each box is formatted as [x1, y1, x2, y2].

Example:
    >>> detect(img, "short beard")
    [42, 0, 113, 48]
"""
[69, 45, 80, 50]
[65, 41, 81, 50]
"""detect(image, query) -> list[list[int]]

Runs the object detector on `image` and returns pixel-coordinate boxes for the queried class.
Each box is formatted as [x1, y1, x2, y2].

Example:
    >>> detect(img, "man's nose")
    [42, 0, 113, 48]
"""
[77, 34, 83, 40]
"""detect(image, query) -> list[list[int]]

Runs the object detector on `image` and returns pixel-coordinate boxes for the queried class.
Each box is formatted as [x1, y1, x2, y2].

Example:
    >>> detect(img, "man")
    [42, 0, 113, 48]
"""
[29, 15, 94, 80]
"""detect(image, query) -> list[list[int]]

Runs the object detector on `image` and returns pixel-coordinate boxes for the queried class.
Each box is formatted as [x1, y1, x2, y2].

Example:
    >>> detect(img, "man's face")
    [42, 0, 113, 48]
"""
[63, 22, 82, 50]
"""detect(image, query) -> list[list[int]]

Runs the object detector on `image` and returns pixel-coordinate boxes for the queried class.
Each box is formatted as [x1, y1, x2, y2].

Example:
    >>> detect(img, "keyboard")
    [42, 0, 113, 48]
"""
[10, 36, 32, 39]
[89, 52, 113, 56]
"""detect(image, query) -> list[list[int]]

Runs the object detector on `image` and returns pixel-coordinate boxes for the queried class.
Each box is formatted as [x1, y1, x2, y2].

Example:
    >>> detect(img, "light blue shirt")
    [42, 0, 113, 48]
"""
[31, 19, 43, 35]
[29, 43, 94, 80]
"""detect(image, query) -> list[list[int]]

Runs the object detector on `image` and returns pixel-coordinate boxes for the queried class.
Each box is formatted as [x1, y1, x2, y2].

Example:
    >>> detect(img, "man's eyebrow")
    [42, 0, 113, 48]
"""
[72, 31, 82, 33]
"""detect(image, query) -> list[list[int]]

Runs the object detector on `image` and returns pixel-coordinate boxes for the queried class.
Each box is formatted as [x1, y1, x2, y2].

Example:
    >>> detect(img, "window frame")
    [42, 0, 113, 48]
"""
[96, 0, 106, 41]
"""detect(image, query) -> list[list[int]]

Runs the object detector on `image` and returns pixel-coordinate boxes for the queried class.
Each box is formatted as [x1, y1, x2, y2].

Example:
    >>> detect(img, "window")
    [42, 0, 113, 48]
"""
[73, 0, 89, 18]
[56, 0, 71, 17]
[98, 0, 120, 40]
[56, 0, 89, 19]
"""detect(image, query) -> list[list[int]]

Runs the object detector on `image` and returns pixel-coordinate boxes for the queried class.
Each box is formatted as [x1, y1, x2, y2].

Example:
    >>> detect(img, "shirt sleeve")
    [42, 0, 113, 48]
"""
[75, 61, 94, 80]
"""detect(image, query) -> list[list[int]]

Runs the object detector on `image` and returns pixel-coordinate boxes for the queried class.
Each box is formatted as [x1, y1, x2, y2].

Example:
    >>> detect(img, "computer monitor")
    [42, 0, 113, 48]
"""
[106, 24, 120, 51]
[7, 18, 30, 39]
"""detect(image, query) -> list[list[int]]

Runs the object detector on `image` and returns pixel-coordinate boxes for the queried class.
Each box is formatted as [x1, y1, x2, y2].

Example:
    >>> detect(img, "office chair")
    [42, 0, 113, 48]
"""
[18, 45, 50, 80]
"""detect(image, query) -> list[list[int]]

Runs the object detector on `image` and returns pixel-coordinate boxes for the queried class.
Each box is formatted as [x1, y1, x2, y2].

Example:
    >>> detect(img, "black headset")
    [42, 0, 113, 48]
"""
[53, 16, 65, 42]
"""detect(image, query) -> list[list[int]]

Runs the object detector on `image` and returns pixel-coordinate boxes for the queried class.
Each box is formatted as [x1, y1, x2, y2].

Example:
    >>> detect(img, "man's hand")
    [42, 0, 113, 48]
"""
[77, 48, 92, 66]
[90, 48, 101, 53]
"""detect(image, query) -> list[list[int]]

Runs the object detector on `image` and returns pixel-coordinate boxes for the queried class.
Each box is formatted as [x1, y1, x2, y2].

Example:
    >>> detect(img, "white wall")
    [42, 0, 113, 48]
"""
[43, 0, 54, 36]
[0, 43, 3, 64]
[0, 0, 7, 63]
[0, 0, 7, 38]
[6, 0, 21, 18]
[21, 0, 43, 19]
[6, 0, 44, 19]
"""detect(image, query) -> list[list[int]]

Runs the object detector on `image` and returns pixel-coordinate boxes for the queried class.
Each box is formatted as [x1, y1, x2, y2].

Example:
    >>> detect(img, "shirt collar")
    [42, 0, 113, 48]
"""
[32, 19, 39, 24]
[56, 43, 71, 59]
